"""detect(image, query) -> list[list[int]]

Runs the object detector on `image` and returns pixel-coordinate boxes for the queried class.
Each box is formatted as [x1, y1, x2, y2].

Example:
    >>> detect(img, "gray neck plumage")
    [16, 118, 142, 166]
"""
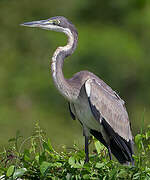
[51, 28, 78, 102]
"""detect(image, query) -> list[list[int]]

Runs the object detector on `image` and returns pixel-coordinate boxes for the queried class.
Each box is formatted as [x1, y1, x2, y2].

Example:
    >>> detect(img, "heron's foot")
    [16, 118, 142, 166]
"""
[84, 157, 89, 164]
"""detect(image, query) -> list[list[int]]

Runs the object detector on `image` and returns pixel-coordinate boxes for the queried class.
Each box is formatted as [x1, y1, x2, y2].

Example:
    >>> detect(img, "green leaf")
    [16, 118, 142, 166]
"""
[146, 131, 150, 140]
[117, 169, 128, 178]
[47, 139, 54, 152]
[135, 134, 142, 144]
[52, 162, 62, 168]
[66, 173, 72, 180]
[94, 140, 104, 154]
[83, 174, 90, 179]
[68, 156, 75, 166]
[95, 162, 105, 169]
[135, 134, 143, 149]
[8, 138, 16, 142]
[35, 153, 40, 163]
[23, 149, 31, 162]
[68, 156, 83, 168]
[74, 161, 83, 168]
[133, 172, 141, 179]
[39, 152, 47, 164]
[13, 168, 27, 179]
[43, 139, 54, 153]
[40, 161, 51, 176]
[6, 165, 15, 177]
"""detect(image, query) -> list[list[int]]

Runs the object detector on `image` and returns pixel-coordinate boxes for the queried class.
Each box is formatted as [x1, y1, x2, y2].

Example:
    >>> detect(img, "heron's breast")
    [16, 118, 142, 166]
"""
[74, 100, 101, 132]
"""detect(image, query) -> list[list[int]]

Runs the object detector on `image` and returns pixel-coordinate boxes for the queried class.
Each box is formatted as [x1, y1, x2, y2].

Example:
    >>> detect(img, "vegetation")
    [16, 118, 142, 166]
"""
[0, 123, 150, 180]
[0, 1, 150, 179]
[0, 0, 150, 147]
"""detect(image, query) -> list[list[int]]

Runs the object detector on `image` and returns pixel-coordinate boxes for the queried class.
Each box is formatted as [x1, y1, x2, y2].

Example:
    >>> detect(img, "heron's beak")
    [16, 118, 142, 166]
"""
[20, 19, 51, 28]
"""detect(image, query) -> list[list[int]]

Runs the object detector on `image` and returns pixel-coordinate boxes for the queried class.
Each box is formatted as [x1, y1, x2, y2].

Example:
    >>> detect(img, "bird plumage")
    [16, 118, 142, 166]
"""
[21, 16, 134, 165]
[68, 71, 134, 164]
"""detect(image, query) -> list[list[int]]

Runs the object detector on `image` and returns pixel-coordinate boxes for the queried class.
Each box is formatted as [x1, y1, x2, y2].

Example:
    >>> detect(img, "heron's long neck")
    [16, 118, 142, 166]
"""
[51, 29, 78, 101]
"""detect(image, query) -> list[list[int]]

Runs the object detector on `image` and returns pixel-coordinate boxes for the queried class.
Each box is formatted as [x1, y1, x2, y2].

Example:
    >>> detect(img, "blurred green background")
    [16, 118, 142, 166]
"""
[0, 0, 150, 149]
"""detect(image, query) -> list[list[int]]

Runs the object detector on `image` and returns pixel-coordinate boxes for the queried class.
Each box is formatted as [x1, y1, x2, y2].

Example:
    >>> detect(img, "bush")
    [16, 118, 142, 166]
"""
[0, 123, 150, 180]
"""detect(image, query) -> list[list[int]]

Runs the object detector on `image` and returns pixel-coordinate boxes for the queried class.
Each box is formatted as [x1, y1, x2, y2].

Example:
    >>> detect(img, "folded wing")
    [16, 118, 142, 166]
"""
[85, 78, 133, 142]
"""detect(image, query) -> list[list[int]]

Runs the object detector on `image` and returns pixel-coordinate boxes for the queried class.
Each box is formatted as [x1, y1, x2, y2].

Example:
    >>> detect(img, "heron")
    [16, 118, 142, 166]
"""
[21, 16, 134, 165]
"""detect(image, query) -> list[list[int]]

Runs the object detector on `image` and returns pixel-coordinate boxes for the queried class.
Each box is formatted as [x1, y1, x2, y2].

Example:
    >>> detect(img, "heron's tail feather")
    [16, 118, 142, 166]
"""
[101, 118, 134, 165]
[90, 124, 134, 165]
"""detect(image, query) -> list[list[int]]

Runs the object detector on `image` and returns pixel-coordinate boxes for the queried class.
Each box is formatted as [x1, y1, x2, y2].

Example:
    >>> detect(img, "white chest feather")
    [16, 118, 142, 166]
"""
[74, 100, 101, 134]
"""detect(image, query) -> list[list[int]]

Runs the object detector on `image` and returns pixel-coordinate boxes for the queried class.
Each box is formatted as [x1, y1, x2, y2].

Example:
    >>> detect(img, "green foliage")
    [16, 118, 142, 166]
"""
[0, 0, 150, 147]
[0, 124, 150, 180]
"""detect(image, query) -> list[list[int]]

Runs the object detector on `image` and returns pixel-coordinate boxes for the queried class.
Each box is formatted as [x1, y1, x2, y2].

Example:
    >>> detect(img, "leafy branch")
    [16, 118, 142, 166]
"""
[0, 123, 150, 180]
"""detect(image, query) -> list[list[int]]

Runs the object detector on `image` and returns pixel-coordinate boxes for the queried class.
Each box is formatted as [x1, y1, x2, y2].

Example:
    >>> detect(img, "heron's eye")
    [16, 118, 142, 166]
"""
[52, 19, 60, 25]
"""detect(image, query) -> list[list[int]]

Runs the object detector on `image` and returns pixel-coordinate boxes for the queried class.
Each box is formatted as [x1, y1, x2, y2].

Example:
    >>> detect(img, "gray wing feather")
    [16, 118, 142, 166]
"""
[85, 78, 133, 141]
[68, 102, 76, 120]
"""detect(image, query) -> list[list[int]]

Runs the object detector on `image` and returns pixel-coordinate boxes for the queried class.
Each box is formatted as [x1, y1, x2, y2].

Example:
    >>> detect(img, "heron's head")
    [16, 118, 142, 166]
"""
[21, 16, 77, 35]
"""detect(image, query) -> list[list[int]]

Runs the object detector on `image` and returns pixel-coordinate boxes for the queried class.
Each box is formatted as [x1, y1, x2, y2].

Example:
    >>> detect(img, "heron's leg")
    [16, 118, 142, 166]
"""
[84, 136, 89, 163]
[83, 126, 90, 163]
[108, 146, 112, 160]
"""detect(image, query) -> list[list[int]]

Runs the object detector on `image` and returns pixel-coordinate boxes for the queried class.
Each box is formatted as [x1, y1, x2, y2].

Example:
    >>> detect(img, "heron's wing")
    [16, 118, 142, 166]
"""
[68, 102, 76, 120]
[84, 78, 133, 141]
